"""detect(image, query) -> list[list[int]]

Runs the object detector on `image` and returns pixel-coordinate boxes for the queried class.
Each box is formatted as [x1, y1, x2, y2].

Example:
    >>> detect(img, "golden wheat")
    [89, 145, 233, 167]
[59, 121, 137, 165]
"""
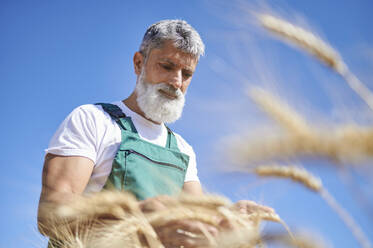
[246, 210, 281, 223]
[258, 13, 373, 111]
[230, 88, 373, 164]
[261, 231, 328, 248]
[231, 122, 373, 164]
[40, 191, 162, 248]
[178, 193, 231, 209]
[249, 164, 371, 248]
[249, 88, 313, 137]
[54, 191, 140, 220]
[146, 207, 222, 227]
[40, 191, 297, 248]
[258, 14, 346, 74]
[254, 165, 322, 192]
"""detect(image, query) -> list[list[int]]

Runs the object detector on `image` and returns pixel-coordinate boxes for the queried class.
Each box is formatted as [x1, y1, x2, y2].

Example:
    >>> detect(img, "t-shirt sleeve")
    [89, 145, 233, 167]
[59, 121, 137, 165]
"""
[184, 147, 199, 182]
[173, 133, 199, 182]
[45, 105, 98, 163]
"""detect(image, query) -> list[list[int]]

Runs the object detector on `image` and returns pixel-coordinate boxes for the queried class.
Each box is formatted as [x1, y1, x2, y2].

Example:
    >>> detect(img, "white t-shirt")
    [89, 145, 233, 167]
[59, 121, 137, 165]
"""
[46, 101, 199, 194]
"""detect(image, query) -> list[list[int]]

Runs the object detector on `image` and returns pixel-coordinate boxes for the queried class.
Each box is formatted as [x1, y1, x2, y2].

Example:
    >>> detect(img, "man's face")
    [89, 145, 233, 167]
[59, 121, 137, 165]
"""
[139, 40, 198, 94]
[134, 41, 198, 123]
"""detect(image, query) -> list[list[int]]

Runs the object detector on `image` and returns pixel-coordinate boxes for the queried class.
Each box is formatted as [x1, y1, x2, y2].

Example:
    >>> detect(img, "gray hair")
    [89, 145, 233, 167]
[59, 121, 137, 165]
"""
[139, 19, 205, 59]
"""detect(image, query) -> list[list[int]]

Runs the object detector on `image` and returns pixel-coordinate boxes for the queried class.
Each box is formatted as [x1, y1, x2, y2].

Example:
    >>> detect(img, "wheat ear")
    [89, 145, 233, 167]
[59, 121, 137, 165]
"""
[146, 207, 222, 227]
[249, 88, 313, 137]
[230, 121, 373, 164]
[258, 14, 346, 74]
[258, 14, 373, 111]
[178, 193, 231, 209]
[254, 165, 371, 248]
[255, 165, 322, 192]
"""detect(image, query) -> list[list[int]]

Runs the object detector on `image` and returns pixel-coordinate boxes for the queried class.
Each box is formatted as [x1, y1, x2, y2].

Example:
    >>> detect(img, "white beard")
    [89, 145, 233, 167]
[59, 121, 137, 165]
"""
[135, 70, 186, 124]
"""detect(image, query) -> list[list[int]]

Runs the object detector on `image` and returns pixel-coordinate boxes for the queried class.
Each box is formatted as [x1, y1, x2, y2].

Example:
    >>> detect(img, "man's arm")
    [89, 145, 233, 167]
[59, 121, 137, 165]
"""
[182, 181, 203, 195]
[37, 153, 94, 234]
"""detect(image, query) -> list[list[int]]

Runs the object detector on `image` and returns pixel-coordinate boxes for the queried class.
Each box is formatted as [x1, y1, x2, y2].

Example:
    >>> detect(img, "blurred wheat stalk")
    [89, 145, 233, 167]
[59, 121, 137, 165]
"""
[40, 191, 299, 248]
[253, 165, 371, 248]
[231, 88, 373, 164]
[227, 12, 373, 248]
[259, 14, 373, 111]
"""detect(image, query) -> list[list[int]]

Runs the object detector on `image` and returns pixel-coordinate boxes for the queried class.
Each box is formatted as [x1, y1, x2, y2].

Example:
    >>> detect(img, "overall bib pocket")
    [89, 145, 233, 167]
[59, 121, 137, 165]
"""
[122, 149, 187, 200]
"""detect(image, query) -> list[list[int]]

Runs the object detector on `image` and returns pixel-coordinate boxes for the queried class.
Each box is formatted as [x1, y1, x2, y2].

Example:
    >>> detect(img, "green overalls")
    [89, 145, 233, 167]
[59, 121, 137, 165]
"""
[97, 103, 189, 200]
[48, 103, 189, 247]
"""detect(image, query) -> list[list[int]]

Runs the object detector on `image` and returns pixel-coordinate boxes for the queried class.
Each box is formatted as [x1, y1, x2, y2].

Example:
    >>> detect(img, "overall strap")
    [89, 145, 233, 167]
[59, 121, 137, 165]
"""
[95, 103, 138, 133]
[165, 125, 179, 150]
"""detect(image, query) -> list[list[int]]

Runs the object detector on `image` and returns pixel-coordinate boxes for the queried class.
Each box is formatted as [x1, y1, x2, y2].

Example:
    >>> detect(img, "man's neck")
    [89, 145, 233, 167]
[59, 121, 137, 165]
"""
[122, 93, 162, 125]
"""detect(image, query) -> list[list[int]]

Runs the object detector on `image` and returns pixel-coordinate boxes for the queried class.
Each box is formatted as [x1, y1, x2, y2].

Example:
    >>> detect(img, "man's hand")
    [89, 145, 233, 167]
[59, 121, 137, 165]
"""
[155, 219, 218, 248]
[139, 195, 218, 248]
[217, 200, 275, 230]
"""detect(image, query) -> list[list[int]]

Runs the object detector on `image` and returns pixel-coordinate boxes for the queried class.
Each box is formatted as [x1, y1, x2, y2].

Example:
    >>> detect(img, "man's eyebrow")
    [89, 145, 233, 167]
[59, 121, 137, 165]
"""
[159, 59, 176, 66]
[159, 58, 194, 71]
[183, 68, 193, 74]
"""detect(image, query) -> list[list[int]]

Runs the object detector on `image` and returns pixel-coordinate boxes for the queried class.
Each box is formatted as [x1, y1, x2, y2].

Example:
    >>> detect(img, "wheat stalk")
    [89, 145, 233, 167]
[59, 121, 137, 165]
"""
[231, 89, 373, 247]
[178, 193, 232, 209]
[146, 207, 222, 227]
[252, 164, 371, 248]
[231, 88, 373, 164]
[249, 88, 313, 137]
[246, 211, 281, 223]
[39, 191, 162, 248]
[320, 189, 372, 248]
[230, 123, 373, 164]
[261, 231, 328, 248]
[258, 14, 346, 74]
[255, 165, 322, 192]
[41, 191, 288, 248]
[258, 13, 373, 111]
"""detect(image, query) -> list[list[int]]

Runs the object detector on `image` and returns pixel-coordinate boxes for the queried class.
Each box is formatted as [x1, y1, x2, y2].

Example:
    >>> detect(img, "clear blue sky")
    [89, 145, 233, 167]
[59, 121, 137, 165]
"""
[1, 0, 373, 247]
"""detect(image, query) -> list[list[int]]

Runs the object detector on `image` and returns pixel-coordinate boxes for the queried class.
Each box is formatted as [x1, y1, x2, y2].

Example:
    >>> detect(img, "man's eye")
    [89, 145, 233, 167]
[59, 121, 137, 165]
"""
[161, 64, 172, 71]
[183, 70, 193, 78]
[183, 73, 192, 79]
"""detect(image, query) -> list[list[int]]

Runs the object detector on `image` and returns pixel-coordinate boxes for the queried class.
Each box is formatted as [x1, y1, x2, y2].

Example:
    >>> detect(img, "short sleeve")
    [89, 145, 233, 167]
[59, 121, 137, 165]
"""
[45, 105, 98, 163]
[184, 148, 199, 182]
[173, 133, 199, 182]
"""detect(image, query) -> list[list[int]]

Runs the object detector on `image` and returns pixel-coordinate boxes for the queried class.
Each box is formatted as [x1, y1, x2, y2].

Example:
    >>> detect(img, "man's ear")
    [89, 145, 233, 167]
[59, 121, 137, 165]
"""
[133, 52, 144, 76]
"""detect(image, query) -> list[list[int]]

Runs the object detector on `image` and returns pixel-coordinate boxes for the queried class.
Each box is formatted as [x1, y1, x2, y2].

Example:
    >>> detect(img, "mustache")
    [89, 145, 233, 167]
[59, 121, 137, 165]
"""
[157, 83, 183, 98]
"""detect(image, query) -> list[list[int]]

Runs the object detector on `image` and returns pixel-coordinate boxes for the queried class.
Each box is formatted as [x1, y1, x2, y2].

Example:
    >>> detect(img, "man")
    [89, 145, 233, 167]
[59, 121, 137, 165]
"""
[38, 19, 272, 248]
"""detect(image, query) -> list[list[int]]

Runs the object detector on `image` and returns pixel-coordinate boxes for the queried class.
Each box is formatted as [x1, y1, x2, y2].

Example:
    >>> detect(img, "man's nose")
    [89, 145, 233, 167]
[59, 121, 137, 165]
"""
[167, 70, 182, 89]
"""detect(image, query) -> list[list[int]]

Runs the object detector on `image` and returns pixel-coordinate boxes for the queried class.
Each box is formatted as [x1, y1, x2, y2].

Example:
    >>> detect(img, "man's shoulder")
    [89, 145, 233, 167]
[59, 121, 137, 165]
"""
[71, 103, 114, 118]
[171, 131, 195, 156]
[68, 103, 99, 115]
[66, 103, 117, 128]
[73, 103, 104, 112]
